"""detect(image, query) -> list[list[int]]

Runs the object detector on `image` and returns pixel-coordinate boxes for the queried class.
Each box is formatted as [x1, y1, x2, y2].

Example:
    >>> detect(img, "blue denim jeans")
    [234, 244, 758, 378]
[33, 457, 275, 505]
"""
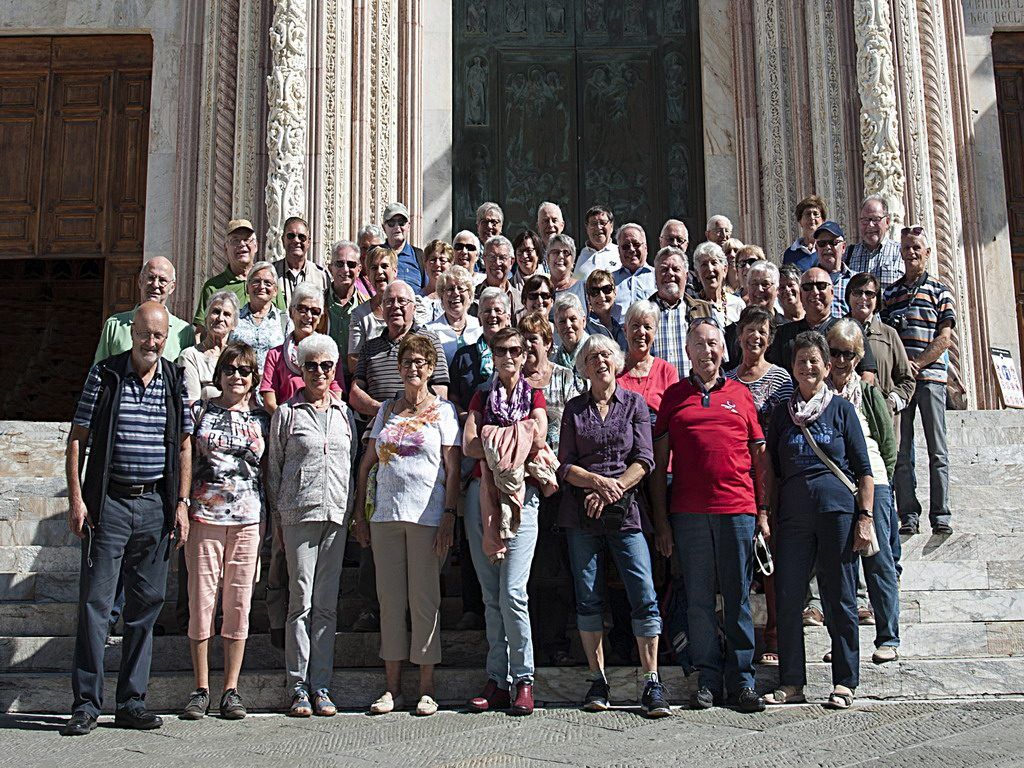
[672, 513, 756, 696]
[861, 485, 900, 648]
[464, 479, 539, 686]
[894, 380, 950, 528]
[565, 528, 662, 639]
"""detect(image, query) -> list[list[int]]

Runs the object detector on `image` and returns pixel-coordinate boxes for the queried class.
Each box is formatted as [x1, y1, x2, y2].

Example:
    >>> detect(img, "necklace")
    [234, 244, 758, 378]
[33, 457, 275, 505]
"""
[405, 392, 434, 412]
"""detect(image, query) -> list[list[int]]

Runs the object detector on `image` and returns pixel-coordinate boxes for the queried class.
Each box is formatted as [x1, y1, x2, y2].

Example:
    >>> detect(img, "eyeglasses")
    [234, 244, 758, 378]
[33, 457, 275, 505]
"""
[442, 285, 469, 295]
[850, 288, 877, 299]
[249, 278, 276, 289]
[585, 349, 614, 364]
[527, 291, 552, 301]
[400, 358, 432, 370]
[689, 316, 721, 331]
[303, 360, 335, 373]
[227, 234, 255, 247]
[859, 216, 886, 226]
[285, 232, 308, 242]
[587, 285, 615, 297]
[739, 258, 759, 268]
[332, 260, 360, 270]
[295, 305, 322, 317]
[547, 248, 573, 259]
[453, 242, 478, 252]
[901, 225, 926, 237]
[815, 238, 843, 249]
[143, 275, 173, 287]
[222, 364, 254, 377]
[800, 281, 831, 292]
[383, 297, 413, 309]
[480, 217, 501, 227]
[493, 345, 523, 358]
[829, 348, 858, 362]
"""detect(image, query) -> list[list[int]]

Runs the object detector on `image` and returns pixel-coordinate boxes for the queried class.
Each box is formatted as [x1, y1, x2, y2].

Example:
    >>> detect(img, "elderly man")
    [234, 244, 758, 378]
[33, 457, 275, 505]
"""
[576, 204, 620, 279]
[476, 202, 504, 243]
[649, 246, 714, 379]
[194, 219, 279, 331]
[95, 257, 195, 363]
[882, 226, 956, 535]
[61, 302, 192, 736]
[274, 216, 330, 307]
[782, 195, 827, 272]
[767, 267, 877, 377]
[356, 223, 386, 298]
[847, 195, 905, 289]
[326, 240, 364, 356]
[473, 234, 524, 319]
[659, 219, 689, 252]
[537, 201, 565, 240]
[382, 201, 424, 292]
[705, 215, 733, 246]
[723, 260, 784, 364]
[611, 223, 656, 320]
[813, 221, 854, 318]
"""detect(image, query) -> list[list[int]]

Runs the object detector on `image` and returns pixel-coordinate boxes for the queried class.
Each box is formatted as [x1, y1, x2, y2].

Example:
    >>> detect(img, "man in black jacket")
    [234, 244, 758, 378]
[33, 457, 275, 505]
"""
[61, 302, 193, 736]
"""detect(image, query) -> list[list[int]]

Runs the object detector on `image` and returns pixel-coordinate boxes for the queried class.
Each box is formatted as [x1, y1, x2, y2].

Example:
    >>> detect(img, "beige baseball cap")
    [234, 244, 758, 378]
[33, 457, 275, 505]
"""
[382, 202, 410, 222]
[227, 218, 255, 236]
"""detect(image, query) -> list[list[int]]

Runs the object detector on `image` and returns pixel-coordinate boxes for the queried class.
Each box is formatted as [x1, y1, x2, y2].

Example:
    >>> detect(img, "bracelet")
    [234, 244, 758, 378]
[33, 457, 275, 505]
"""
[756, 504, 770, 512]
[443, 507, 458, 518]
[857, 508, 873, 519]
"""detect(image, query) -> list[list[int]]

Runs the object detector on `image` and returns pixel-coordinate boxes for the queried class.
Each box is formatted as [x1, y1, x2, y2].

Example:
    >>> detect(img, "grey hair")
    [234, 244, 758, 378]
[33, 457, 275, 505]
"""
[653, 245, 689, 270]
[297, 332, 340, 365]
[546, 233, 576, 261]
[693, 240, 727, 267]
[454, 229, 482, 252]
[478, 286, 511, 314]
[436, 264, 474, 296]
[860, 194, 890, 217]
[826, 318, 866, 359]
[484, 234, 514, 256]
[745, 260, 780, 286]
[476, 202, 504, 222]
[901, 228, 931, 249]
[246, 260, 276, 285]
[384, 279, 415, 300]
[624, 300, 661, 333]
[660, 218, 689, 239]
[357, 223, 385, 242]
[722, 237, 744, 253]
[575, 334, 625, 377]
[706, 214, 732, 231]
[207, 290, 240, 326]
[553, 292, 585, 318]
[330, 239, 359, 259]
[616, 222, 646, 243]
[792, 330, 830, 368]
[686, 318, 727, 348]
[288, 282, 325, 311]
[537, 201, 563, 220]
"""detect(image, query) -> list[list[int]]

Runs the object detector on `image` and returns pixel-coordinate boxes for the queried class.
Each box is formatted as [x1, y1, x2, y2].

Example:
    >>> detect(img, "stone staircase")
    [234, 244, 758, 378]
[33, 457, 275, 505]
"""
[2, 412, 1024, 713]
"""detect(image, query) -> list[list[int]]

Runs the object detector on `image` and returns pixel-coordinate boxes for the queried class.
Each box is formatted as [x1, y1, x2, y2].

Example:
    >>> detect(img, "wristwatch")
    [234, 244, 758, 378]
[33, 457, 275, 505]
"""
[443, 507, 458, 518]
[857, 508, 873, 519]
[756, 504, 770, 513]
[177, 497, 190, 507]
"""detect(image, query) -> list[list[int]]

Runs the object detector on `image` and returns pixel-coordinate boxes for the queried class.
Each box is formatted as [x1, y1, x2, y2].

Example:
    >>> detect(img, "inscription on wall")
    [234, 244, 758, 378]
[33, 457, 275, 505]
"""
[964, 0, 1024, 31]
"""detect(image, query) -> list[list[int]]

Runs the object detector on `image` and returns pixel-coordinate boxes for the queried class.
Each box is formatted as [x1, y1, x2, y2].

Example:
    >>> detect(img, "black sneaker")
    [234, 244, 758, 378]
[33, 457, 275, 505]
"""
[181, 688, 210, 720]
[689, 686, 719, 710]
[932, 523, 953, 535]
[582, 677, 611, 711]
[220, 688, 247, 720]
[729, 687, 766, 713]
[641, 680, 672, 718]
[899, 521, 919, 535]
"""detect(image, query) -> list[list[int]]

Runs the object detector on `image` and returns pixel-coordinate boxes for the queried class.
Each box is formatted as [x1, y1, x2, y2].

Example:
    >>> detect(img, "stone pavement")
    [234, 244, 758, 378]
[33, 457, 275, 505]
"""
[3, 699, 1024, 768]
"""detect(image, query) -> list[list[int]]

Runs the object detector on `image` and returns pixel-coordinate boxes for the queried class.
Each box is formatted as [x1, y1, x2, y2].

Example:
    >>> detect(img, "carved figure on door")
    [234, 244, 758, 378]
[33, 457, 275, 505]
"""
[466, 56, 488, 125]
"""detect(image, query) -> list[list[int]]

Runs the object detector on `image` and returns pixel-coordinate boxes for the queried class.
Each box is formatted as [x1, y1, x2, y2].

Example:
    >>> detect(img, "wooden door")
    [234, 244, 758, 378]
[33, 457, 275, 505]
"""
[0, 35, 152, 420]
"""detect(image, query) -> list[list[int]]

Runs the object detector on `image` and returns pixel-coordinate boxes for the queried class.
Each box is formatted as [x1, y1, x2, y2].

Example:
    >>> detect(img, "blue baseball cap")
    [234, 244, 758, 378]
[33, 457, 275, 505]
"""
[813, 221, 845, 240]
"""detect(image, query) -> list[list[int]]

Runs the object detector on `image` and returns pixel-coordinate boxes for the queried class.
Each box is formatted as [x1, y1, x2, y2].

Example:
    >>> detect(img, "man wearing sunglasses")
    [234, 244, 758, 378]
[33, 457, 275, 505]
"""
[383, 201, 425, 292]
[846, 195, 905, 290]
[274, 216, 329, 307]
[811, 220, 854, 319]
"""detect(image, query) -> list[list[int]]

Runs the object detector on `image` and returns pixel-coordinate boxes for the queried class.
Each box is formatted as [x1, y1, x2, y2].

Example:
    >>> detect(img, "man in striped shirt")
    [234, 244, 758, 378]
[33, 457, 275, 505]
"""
[882, 227, 956, 535]
[62, 302, 193, 736]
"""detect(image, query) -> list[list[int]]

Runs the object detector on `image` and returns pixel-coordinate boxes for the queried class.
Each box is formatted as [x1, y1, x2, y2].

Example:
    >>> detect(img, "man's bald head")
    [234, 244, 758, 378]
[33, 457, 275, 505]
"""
[139, 257, 177, 304]
[131, 301, 170, 368]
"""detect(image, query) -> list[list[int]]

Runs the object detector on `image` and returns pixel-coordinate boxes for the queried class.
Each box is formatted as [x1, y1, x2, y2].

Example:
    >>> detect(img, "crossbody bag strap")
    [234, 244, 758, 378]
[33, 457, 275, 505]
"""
[798, 424, 857, 495]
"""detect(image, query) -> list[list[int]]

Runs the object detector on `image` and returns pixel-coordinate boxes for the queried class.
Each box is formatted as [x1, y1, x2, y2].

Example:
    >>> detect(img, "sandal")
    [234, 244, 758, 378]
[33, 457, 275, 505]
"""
[288, 690, 312, 717]
[756, 651, 779, 666]
[312, 688, 337, 716]
[825, 688, 854, 710]
[764, 686, 806, 705]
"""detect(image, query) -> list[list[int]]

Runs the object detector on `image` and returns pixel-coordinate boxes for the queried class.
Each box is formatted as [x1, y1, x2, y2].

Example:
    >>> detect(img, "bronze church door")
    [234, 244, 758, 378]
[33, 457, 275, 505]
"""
[0, 35, 152, 420]
[453, 0, 704, 243]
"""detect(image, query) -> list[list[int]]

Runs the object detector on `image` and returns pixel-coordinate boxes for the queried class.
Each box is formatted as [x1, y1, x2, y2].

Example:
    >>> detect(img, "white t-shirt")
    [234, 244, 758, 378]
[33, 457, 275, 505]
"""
[369, 398, 462, 526]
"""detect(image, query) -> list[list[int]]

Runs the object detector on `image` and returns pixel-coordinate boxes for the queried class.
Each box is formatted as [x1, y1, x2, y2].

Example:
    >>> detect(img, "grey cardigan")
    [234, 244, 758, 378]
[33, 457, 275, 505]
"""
[266, 390, 357, 526]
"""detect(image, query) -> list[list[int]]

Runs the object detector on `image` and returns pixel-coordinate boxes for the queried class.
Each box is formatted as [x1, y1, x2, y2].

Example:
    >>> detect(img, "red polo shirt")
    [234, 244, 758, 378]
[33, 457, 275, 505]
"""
[653, 377, 764, 515]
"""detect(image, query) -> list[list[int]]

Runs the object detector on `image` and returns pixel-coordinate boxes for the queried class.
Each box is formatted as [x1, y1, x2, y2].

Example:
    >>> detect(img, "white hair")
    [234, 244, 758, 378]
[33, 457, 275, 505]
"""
[537, 201, 563, 220]
[575, 334, 625, 377]
[357, 223, 385, 241]
[436, 264, 474, 296]
[745, 260, 780, 287]
[478, 286, 511, 314]
[297, 332, 339, 365]
[288, 282, 325, 311]
[141, 258, 176, 282]
[330, 239, 359, 259]
[654, 245, 689, 270]
[246, 260, 276, 285]
[454, 229, 482, 252]
[624, 300, 661, 333]
[476, 202, 504, 222]
[484, 234, 514, 256]
[207, 290, 240, 322]
[686, 318, 727, 348]
[553, 292, 585, 318]
[693, 241, 727, 267]
[384, 279, 415, 300]
[860, 194, 890, 217]
[660, 218, 689, 238]
[546, 233, 577, 261]
[616, 222, 646, 243]
[706, 214, 732, 231]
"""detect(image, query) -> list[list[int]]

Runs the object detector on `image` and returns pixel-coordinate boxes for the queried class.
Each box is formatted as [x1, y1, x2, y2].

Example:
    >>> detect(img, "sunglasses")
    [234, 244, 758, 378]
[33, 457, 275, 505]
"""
[815, 238, 843, 249]
[527, 291, 552, 301]
[829, 348, 858, 362]
[332, 260, 360, 270]
[222, 364, 254, 377]
[295, 305, 322, 316]
[587, 285, 615, 296]
[453, 242, 478, 252]
[385, 218, 408, 228]
[901, 225, 926, 237]
[850, 288, 877, 299]
[285, 232, 308, 242]
[493, 345, 523, 358]
[800, 281, 831, 292]
[303, 360, 335, 373]
[739, 258, 759, 268]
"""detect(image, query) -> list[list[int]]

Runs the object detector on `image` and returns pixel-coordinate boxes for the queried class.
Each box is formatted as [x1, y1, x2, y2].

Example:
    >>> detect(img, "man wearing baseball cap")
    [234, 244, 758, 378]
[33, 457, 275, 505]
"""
[381, 202, 425, 292]
[813, 220, 854, 319]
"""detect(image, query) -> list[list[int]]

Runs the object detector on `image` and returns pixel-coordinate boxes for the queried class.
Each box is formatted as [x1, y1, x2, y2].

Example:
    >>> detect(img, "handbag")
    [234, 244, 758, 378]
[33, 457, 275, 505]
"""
[575, 484, 634, 534]
[798, 425, 880, 557]
[363, 398, 398, 522]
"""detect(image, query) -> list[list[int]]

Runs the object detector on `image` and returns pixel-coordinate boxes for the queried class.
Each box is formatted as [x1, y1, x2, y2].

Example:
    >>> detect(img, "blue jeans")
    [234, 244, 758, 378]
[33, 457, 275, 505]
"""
[465, 479, 539, 686]
[894, 380, 950, 528]
[565, 528, 662, 639]
[861, 485, 900, 648]
[672, 513, 756, 696]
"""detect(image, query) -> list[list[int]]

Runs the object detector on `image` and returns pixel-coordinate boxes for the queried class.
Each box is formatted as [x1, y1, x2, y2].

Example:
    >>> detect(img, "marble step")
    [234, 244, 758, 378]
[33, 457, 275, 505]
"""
[8, 655, 1024, 713]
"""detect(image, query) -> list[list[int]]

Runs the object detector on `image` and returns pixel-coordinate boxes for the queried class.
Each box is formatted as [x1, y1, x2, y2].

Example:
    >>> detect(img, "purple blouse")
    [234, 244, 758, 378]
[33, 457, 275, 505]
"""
[556, 386, 655, 532]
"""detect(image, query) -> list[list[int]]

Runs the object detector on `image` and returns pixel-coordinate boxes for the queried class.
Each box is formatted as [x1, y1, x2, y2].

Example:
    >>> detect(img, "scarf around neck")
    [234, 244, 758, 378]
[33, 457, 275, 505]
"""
[283, 332, 303, 376]
[486, 375, 533, 427]
[830, 374, 862, 411]
[788, 383, 833, 427]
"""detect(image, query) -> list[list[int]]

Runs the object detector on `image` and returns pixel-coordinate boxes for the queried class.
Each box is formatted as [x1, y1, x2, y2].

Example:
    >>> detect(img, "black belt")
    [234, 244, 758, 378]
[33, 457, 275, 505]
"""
[107, 479, 161, 498]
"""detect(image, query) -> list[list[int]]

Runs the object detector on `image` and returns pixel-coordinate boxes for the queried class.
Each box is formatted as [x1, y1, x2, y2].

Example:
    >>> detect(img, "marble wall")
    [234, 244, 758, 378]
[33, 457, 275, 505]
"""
[421, 1, 453, 242]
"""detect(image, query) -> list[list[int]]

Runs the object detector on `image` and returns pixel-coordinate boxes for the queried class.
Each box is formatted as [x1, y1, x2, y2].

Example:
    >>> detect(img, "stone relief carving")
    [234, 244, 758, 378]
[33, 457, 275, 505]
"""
[367, 0, 397, 222]
[545, 0, 565, 33]
[471, 144, 490, 207]
[506, 0, 526, 32]
[664, 52, 686, 125]
[664, 0, 687, 34]
[265, 0, 308, 260]
[624, 0, 645, 34]
[466, 56, 489, 126]
[585, 0, 607, 32]
[667, 143, 690, 217]
[467, 0, 487, 33]
[234, 0, 263, 226]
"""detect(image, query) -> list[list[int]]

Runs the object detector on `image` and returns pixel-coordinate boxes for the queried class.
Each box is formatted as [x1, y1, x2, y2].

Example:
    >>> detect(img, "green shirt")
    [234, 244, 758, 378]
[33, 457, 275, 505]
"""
[326, 287, 363, 356]
[192, 267, 285, 327]
[93, 308, 196, 364]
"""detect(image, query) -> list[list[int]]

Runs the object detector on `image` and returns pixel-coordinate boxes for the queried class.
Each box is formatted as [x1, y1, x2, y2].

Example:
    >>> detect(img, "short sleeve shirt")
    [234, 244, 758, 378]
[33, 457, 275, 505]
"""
[654, 377, 764, 515]
[881, 273, 956, 384]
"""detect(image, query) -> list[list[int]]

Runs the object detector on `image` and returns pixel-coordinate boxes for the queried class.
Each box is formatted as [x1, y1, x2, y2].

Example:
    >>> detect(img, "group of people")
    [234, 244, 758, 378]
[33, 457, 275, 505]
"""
[60, 194, 956, 735]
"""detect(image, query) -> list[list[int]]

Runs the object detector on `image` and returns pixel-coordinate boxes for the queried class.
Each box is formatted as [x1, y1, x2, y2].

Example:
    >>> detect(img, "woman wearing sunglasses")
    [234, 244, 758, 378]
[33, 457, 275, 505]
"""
[583, 269, 627, 351]
[266, 333, 357, 717]
[181, 342, 269, 721]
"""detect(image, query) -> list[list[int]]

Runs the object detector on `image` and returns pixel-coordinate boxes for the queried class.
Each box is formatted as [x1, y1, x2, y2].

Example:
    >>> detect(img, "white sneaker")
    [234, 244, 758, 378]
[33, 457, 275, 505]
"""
[872, 646, 899, 664]
[369, 691, 405, 714]
[415, 695, 438, 716]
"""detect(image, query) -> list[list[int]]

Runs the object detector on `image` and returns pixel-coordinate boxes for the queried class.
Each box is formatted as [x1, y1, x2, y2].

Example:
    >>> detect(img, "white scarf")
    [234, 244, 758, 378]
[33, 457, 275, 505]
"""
[788, 384, 833, 427]
[830, 374, 862, 411]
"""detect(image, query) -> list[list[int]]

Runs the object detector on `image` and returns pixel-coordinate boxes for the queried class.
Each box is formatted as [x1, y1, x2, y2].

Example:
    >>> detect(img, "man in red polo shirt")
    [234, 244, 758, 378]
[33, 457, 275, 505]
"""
[651, 317, 771, 714]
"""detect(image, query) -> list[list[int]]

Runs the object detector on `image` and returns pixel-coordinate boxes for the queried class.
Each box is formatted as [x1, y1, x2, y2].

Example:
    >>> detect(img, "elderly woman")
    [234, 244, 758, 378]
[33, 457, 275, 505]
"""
[584, 269, 627, 351]
[260, 284, 341, 413]
[778, 264, 806, 324]
[617, 300, 678, 419]
[558, 335, 669, 718]
[415, 239, 452, 324]
[347, 245, 398, 373]
[449, 287, 512, 412]
[511, 229, 546, 290]
[552, 293, 589, 369]
[765, 331, 874, 710]
[735, 245, 766, 299]
[694, 242, 745, 326]
[462, 327, 549, 716]
[351, 334, 462, 717]
[522, 273, 555, 320]
[826, 320, 900, 664]
[426, 264, 482, 365]
[547, 233, 587, 308]
[453, 230, 485, 282]
[180, 342, 269, 721]
[722, 237, 745, 294]
[231, 261, 287, 374]
[179, 290, 239, 404]
[266, 334, 357, 718]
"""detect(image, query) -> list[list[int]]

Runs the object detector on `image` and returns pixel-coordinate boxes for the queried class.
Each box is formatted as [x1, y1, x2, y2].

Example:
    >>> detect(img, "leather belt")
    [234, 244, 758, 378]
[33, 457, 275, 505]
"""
[107, 480, 160, 498]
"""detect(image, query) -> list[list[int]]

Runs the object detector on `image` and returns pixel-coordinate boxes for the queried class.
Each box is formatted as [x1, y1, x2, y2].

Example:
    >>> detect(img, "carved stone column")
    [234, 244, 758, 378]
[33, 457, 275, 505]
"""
[233, 0, 265, 225]
[397, 0, 423, 245]
[265, 0, 309, 261]
[852, 0, 906, 227]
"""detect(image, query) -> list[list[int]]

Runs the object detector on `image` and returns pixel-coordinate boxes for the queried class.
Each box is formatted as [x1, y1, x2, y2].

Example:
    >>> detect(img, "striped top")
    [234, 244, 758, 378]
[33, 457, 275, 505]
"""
[354, 326, 451, 403]
[881, 272, 956, 384]
[74, 362, 193, 484]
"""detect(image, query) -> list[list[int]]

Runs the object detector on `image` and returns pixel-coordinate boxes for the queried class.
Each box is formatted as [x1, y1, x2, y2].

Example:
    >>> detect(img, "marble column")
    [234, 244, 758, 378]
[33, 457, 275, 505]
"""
[397, 0, 423, 245]
[233, 0, 266, 227]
